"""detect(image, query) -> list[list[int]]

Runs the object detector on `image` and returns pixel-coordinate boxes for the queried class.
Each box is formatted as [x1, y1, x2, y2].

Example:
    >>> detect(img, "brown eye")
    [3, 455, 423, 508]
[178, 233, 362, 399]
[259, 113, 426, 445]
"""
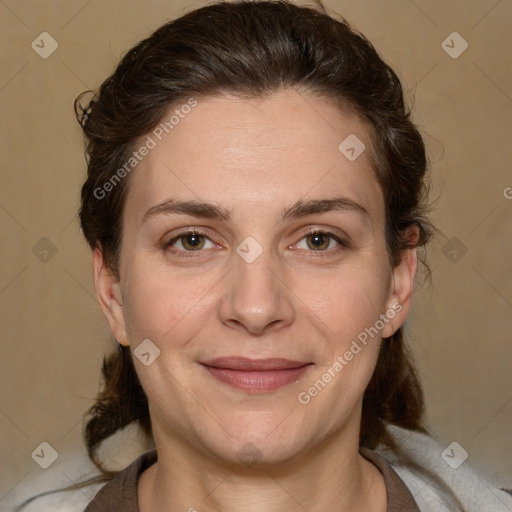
[180, 232, 206, 251]
[306, 232, 331, 250]
[163, 230, 215, 253]
[296, 231, 345, 252]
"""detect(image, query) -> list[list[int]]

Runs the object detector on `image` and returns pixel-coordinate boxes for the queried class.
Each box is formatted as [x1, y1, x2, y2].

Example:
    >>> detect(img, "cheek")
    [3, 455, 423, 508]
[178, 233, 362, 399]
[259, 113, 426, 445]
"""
[120, 262, 206, 345]
[294, 266, 388, 409]
[296, 263, 390, 340]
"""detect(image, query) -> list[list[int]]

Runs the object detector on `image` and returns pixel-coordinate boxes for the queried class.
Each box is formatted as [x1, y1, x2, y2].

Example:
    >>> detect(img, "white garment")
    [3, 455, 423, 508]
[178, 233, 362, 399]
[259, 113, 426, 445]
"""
[376, 425, 512, 512]
[4, 424, 512, 512]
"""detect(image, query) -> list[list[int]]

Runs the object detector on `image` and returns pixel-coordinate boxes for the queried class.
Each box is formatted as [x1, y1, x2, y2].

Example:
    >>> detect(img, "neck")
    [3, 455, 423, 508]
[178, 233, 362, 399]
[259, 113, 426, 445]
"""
[138, 422, 386, 512]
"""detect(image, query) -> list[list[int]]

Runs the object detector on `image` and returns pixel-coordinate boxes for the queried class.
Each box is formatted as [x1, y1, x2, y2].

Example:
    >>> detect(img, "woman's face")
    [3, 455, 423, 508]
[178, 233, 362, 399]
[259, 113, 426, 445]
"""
[95, 89, 416, 466]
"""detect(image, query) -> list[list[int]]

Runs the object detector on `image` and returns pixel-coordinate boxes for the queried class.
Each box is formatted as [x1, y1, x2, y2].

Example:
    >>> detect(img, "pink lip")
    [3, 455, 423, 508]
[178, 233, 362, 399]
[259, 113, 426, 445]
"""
[200, 357, 313, 392]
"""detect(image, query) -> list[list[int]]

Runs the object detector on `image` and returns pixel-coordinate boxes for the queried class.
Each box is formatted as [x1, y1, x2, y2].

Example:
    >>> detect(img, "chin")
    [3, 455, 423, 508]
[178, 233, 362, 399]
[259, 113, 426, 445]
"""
[192, 411, 318, 468]
[210, 436, 308, 469]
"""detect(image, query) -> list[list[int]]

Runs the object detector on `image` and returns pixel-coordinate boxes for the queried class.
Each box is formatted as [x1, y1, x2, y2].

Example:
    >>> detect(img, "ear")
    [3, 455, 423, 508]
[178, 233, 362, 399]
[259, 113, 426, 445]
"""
[381, 227, 419, 338]
[93, 246, 129, 346]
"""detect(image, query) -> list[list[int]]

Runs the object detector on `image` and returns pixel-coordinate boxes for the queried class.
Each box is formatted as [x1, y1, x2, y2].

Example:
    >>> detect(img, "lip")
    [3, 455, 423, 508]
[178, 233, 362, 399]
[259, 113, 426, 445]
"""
[200, 357, 313, 392]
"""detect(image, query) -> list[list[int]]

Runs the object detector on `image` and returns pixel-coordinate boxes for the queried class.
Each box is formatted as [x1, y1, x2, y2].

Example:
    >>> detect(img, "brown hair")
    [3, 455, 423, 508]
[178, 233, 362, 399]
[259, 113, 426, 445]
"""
[72, 0, 458, 506]
[77, 0, 430, 464]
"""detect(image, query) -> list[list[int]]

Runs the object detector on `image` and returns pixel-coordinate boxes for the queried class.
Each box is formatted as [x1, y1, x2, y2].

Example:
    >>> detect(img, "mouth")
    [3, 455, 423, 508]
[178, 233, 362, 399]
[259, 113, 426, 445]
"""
[200, 357, 314, 393]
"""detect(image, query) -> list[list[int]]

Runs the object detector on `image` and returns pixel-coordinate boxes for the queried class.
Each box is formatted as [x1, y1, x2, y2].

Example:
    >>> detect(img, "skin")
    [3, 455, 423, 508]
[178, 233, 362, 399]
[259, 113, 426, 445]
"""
[94, 88, 418, 512]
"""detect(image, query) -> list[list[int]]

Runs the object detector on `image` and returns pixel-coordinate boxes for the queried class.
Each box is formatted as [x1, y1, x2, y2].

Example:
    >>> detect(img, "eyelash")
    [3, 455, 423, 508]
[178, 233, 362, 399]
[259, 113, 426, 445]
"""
[161, 227, 350, 259]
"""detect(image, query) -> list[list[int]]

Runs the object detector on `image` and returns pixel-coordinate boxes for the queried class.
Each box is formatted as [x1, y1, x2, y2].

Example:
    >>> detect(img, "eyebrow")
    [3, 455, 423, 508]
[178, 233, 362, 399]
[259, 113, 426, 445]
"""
[142, 197, 370, 225]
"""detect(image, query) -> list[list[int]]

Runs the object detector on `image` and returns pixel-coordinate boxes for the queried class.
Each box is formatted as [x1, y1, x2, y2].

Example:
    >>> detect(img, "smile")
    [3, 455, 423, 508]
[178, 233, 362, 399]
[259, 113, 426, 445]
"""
[200, 357, 314, 392]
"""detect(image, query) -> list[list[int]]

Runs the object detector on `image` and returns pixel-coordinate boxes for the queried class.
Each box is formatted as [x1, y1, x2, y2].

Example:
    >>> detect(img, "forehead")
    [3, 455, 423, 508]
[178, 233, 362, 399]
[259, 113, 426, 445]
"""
[123, 89, 384, 225]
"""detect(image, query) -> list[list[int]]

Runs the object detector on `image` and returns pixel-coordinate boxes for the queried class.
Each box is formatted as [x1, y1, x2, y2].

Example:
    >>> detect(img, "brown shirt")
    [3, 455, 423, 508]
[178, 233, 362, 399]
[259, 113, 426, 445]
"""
[84, 448, 420, 511]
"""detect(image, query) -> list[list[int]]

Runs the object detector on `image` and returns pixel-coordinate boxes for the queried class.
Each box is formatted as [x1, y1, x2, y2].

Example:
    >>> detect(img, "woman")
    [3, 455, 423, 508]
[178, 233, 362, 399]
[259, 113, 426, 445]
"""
[14, 0, 512, 510]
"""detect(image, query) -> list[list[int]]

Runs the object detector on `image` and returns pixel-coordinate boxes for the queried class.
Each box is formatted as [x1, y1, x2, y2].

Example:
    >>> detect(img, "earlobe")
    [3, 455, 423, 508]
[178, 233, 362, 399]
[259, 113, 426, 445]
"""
[92, 246, 129, 346]
[381, 231, 419, 339]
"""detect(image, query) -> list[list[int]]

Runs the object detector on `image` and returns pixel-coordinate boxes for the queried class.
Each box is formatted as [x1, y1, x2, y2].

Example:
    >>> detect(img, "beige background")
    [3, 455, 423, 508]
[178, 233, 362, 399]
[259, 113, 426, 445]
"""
[1, 0, 511, 503]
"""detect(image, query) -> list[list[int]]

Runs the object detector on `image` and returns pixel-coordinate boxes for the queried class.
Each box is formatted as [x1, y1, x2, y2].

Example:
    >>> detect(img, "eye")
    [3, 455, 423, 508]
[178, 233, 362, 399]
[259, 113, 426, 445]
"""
[163, 230, 216, 254]
[161, 228, 349, 258]
[294, 230, 348, 253]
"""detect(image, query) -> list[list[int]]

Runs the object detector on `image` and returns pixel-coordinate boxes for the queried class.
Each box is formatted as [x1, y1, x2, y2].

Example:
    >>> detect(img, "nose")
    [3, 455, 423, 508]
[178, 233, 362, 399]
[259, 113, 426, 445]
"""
[218, 244, 295, 336]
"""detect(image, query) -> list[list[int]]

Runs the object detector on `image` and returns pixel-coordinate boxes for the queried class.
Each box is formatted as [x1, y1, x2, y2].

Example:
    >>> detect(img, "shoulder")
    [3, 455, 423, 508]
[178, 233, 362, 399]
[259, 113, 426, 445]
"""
[3, 451, 106, 512]
[5, 425, 154, 512]
[83, 449, 157, 511]
[8, 450, 157, 512]
[376, 424, 512, 512]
